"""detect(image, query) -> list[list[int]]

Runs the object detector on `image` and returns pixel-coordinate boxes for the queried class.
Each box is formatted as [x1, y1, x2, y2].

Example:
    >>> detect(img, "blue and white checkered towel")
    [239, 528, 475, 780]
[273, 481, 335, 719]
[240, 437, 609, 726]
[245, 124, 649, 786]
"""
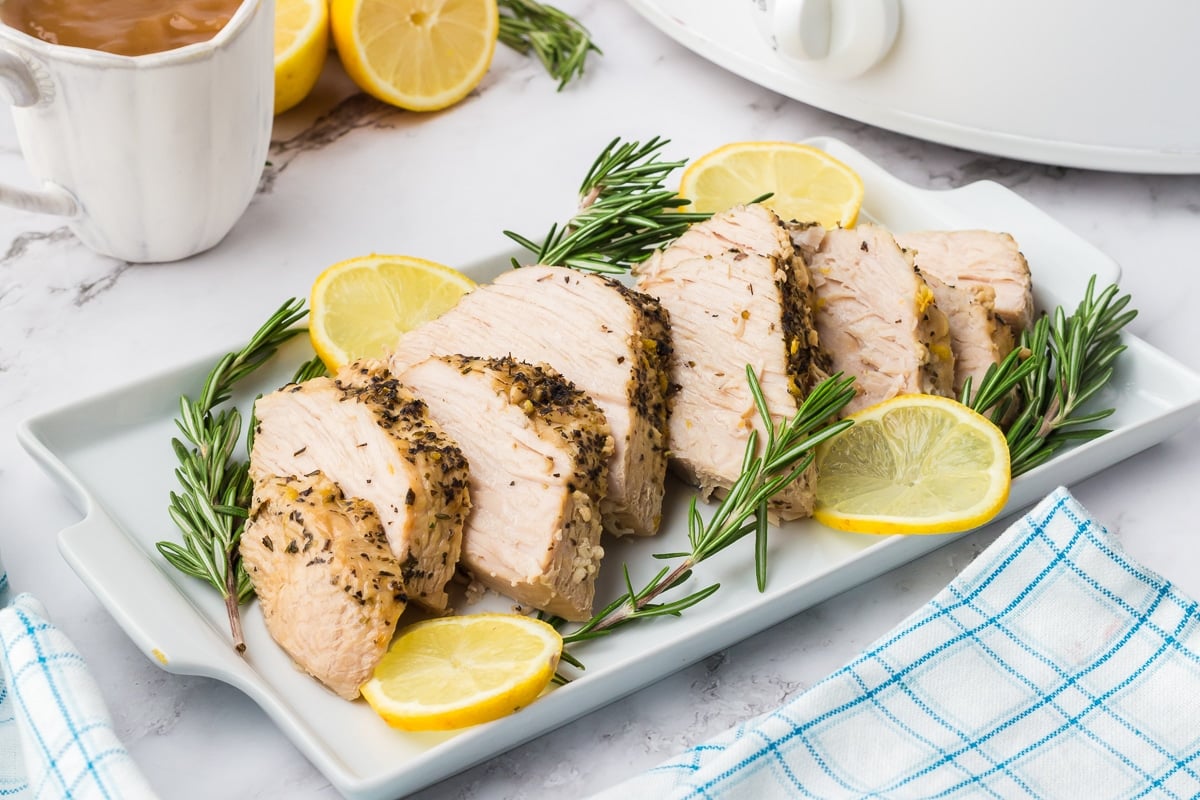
[593, 486, 1200, 799]
[0, 587, 158, 799]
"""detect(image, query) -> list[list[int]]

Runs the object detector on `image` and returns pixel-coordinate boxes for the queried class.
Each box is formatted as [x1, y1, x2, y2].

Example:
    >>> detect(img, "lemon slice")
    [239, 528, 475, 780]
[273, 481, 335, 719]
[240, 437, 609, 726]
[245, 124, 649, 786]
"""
[330, 0, 500, 112]
[309, 254, 476, 371]
[361, 614, 563, 730]
[679, 141, 865, 228]
[813, 394, 1011, 535]
[275, 0, 330, 114]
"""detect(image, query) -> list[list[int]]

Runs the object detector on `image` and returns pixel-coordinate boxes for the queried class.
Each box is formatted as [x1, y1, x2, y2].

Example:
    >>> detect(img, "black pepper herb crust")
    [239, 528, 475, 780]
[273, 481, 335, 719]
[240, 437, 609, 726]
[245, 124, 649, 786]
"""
[603, 277, 675, 445]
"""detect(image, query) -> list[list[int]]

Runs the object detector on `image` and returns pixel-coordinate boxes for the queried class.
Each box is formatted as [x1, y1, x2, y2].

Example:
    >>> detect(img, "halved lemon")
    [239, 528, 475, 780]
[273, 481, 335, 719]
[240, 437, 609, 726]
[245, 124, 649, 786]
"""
[361, 614, 563, 730]
[309, 253, 476, 371]
[330, 0, 500, 112]
[678, 141, 864, 228]
[813, 394, 1011, 535]
[274, 0, 330, 114]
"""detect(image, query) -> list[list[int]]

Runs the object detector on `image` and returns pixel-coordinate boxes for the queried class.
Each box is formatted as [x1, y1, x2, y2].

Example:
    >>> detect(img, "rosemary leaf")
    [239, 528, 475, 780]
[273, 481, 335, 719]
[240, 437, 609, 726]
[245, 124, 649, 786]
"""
[292, 354, 331, 383]
[754, 512, 769, 594]
[558, 369, 854, 661]
[156, 298, 307, 651]
[498, 0, 600, 90]
[504, 136, 710, 273]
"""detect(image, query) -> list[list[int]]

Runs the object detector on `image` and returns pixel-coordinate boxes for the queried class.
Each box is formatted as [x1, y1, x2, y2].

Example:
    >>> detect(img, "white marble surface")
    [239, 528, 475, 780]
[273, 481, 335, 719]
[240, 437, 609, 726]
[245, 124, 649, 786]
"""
[2, 2, 1200, 797]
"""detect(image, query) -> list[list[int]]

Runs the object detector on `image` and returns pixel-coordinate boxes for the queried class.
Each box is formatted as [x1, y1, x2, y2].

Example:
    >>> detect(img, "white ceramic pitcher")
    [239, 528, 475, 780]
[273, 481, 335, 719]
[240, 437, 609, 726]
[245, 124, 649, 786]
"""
[0, 0, 274, 263]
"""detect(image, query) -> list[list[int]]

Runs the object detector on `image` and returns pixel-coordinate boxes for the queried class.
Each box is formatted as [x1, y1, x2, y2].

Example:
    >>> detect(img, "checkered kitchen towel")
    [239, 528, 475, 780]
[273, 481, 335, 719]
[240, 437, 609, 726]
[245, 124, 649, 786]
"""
[593, 487, 1200, 799]
[0, 589, 158, 799]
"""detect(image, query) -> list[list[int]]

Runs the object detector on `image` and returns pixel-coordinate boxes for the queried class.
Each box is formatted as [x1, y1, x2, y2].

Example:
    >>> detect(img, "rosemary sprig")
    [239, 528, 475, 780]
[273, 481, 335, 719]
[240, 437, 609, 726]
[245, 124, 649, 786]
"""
[156, 299, 308, 652]
[554, 369, 855, 663]
[498, 0, 600, 90]
[290, 353, 331, 383]
[504, 136, 711, 273]
[958, 345, 1038, 426]
[962, 277, 1135, 477]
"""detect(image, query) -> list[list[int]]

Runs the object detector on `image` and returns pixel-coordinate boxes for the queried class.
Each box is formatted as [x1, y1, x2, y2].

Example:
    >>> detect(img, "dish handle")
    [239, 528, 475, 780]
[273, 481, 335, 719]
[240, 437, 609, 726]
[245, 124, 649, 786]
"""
[58, 512, 247, 677]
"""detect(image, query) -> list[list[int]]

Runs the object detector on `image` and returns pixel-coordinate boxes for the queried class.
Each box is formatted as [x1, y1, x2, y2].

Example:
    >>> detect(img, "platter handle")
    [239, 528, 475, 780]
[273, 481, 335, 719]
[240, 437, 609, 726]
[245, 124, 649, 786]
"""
[58, 512, 249, 679]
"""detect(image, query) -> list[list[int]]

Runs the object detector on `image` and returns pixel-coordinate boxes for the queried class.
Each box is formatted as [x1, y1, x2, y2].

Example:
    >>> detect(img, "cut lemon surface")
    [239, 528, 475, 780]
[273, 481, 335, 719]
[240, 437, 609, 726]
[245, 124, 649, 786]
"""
[309, 254, 476, 371]
[361, 614, 563, 731]
[275, 0, 330, 114]
[330, 0, 500, 112]
[678, 141, 865, 228]
[813, 394, 1011, 535]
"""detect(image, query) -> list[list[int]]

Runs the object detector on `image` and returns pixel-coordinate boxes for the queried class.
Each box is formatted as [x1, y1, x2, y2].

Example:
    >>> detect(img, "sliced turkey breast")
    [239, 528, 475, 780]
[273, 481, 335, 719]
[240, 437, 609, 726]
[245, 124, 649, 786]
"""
[389, 264, 671, 538]
[787, 220, 826, 265]
[634, 204, 829, 520]
[895, 229, 1035, 331]
[241, 473, 406, 700]
[920, 271, 1016, 397]
[808, 224, 955, 415]
[394, 354, 613, 621]
[249, 369, 470, 611]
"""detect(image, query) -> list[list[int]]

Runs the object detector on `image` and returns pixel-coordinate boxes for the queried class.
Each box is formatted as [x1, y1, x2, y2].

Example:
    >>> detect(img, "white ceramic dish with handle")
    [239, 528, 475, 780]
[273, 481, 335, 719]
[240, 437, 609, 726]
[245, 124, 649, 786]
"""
[18, 138, 1200, 799]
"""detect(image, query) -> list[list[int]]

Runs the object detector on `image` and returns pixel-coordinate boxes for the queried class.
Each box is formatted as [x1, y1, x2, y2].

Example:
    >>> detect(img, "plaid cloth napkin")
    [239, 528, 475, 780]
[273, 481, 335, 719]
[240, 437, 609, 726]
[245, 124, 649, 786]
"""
[0, 581, 158, 799]
[592, 486, 1200, 799]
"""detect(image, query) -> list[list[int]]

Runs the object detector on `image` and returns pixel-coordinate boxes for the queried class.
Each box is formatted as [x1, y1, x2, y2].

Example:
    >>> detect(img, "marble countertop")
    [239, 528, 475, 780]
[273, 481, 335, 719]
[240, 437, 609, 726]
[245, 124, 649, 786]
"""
[2, 2, 1200, 797]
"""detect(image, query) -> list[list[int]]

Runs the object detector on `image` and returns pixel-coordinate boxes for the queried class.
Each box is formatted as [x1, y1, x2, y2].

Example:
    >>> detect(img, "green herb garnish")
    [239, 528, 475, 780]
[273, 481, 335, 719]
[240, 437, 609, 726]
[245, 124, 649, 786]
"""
[498, 0, 600, 90]
[504, 136, 711, 273]
[963, 276, 1135, 476]
[550, 369, 855, 673]
[156, 299, 308, 651]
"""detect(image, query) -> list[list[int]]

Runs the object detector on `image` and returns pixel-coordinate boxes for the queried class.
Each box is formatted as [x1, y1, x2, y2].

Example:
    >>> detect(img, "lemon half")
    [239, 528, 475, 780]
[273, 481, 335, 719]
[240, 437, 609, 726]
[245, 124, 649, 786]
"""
[330, 0, 500, 112]
[275, 0, 330, 114]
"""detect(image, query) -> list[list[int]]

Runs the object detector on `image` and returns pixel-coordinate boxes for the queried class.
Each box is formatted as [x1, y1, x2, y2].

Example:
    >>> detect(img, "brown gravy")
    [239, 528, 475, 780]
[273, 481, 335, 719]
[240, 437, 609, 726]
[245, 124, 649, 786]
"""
[1, 0, 244, 56]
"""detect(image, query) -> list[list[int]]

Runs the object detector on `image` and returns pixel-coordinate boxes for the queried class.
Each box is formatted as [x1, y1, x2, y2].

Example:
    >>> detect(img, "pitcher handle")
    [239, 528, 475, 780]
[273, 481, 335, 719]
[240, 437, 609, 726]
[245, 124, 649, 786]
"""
[0, 49, 78, 217]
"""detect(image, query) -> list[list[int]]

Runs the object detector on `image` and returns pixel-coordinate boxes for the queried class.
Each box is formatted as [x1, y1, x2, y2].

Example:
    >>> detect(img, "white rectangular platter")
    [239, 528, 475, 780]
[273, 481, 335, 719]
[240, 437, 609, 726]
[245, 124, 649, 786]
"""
[19, 138, 1200, 799]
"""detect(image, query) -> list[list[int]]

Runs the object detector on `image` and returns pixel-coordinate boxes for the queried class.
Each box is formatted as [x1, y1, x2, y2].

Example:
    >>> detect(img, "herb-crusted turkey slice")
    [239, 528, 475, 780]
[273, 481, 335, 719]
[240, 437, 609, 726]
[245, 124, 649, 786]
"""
[394, 354, 613, 621]
[808, 223, 955, 415]
[634, 203, 830, 520]
[249, 369, 470, 611]
[389, 264, 671, 537]
[241, 473, 406, 700]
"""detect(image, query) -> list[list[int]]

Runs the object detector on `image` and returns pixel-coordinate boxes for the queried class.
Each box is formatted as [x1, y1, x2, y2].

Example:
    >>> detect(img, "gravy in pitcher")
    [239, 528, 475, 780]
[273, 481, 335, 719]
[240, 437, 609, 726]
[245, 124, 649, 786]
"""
[1, 0, 244, 56]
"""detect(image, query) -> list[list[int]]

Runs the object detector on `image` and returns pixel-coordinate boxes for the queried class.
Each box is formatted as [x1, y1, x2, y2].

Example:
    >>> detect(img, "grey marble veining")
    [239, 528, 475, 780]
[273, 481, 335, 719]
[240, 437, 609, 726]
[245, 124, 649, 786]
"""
[260, 94, 402, 196]
[1, 2, 1199, 799]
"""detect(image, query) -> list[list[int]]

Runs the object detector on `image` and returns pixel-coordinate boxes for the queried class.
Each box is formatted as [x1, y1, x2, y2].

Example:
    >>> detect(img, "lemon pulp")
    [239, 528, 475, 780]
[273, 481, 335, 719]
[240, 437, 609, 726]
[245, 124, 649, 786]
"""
[679, 140, 864, 228]
[308, 253, 476, 372]
[360, 614, 563, 730]
[814, 394, 1011, 535]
